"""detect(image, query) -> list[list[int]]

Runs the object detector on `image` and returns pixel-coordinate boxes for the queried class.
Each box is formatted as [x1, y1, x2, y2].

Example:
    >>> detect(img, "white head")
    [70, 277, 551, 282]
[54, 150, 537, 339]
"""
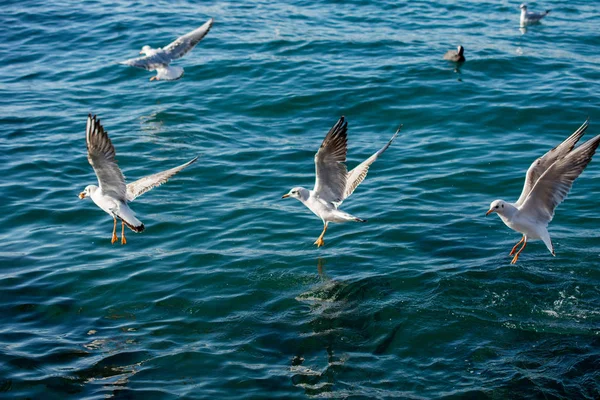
[457, 45, 464, 56]
[282, 187, 309, 202]
[520, 3, 527, 10]
[79, 185, 98, 200]
[486, 199, 509, 216]
[140, 45, 152, 55]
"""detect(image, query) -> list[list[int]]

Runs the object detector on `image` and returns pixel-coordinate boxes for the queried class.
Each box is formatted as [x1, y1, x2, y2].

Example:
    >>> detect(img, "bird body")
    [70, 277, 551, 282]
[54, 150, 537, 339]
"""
[79, 114, 197, 244]
[282, 117, 399, 247]
[520, 3, 550, 26]
[120, 18, 213, 81]
[443, 45, 465, 62]
[487, 120, 600, 263]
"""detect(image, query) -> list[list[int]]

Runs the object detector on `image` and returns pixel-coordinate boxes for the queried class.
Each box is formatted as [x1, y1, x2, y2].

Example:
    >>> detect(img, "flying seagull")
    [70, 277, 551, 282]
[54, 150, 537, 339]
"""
[444, 45, 465, 63]
[79, 114, 197, 244]
[282, 116, 400, 247]
[119, 18, 213, 81]
[520, 3, 550, 26]
[486, 119, 600, 264]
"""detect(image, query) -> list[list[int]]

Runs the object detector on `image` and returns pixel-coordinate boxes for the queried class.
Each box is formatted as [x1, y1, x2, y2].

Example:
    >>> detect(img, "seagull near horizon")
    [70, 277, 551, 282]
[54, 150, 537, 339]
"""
[119, 18, 213, 81]
[486, 119, 600, 264]
[520, 3, 550, 26]
[282, 117, 400, 247]
[79, 115, 197, 244]
[443, 45, 465, 63]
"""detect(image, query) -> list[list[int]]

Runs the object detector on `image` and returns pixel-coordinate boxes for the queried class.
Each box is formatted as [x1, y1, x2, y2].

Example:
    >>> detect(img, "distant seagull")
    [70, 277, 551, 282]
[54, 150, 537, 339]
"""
[520, 3, 550, 26]
[443, 45, 465, 63]
[486, 119, 600, 264]
[119, 18, 213, 81]
[282, 117, 400, 247]
[79, 115, 197, 244]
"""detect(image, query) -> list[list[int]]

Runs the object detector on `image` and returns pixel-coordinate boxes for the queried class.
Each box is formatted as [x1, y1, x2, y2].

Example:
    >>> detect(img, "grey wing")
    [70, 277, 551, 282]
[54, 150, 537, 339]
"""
[515, 119, 589, 206]
[520, 134, 600, 225]
[86, 114, 127, 201]
[313, 117, 348, 204]
[343, 125, 401, 201]
[163, 18, 213, 60]
[119, 52, 171, 71]
[126, 157, 198, 201]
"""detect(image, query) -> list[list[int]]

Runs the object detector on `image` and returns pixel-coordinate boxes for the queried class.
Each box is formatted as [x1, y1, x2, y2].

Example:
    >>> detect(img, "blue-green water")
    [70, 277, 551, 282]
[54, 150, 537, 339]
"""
[2, 0, 600, 398]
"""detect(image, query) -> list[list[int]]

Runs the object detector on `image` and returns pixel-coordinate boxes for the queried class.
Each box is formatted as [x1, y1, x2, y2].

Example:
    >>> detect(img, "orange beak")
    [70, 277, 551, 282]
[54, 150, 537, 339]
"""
[485, 209, 494, 216]
[79, 192, 86, 199]
[282, 193, 290, 199]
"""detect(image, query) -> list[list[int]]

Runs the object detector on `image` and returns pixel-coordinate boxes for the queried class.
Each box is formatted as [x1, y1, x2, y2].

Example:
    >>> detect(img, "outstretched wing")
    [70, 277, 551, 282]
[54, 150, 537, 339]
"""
[343, 125, 401, 201]
[86, 114, 127, 201]
[119, 52, 171, 71]
[520, 134, 600, 225]
[126, 157, 198, 201]
[516, 119, 588, 206]
[313, 117, 348, 204]
[163, 18, 214, 60]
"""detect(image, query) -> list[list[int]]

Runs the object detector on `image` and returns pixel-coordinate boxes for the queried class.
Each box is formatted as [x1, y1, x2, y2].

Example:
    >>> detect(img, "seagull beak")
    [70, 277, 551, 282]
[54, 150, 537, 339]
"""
[139, 51, 144, 54]
[282, 193, 290, 199]
[486, 209, 494, 216]
[79, 192, 86, 199]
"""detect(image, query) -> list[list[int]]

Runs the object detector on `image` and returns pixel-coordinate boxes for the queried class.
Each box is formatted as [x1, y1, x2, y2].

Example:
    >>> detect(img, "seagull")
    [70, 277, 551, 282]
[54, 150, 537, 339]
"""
[443, 45, 465, 63]
[119, 18, 213, 81]
[520, 3, 550, 26]
[486, 119, 600, 264]
[282, 117, 400, 247]
[79, 114, 198, 244]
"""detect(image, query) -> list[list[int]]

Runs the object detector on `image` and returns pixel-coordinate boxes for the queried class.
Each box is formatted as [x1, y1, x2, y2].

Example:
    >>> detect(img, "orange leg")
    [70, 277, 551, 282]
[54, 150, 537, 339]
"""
[121, 221, 127, 245]
[111, 218, 118, 244]
[314, 223, 328, 247]
[509, 236, 525, 256]
[510, 237, 527, 264]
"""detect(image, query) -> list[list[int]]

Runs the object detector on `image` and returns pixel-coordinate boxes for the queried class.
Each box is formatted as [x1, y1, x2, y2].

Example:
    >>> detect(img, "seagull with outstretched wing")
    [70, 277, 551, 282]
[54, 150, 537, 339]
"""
[486, 119, 600, 264]
[119, 18, 213, 81]
[282, 116, 400, 247]
[79, 114, 197, 244]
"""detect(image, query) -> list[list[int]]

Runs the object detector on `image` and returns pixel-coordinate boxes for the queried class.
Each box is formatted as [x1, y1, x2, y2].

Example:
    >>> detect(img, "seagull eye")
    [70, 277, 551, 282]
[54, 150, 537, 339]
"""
[501, 204, 504, 208]
[495, 206, 499, 209]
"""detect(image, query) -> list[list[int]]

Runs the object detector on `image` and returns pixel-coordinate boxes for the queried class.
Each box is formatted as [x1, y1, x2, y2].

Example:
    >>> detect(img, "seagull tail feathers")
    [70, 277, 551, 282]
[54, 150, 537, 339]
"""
[119, 207, 145, 233]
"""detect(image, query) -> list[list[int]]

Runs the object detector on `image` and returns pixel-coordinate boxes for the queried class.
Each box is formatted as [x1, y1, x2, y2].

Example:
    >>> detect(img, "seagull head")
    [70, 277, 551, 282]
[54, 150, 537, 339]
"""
[79, 185, 97, 200]
[282, 187, 308, 201]
[457, 45, 464, 56]
[140, 45, 152, 55]
[486, 200, 508, 216]
[520, 3, 527, 10]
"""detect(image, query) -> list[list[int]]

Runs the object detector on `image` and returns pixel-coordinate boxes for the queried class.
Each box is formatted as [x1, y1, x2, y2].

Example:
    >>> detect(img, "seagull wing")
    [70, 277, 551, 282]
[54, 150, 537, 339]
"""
[119, 52, 172, 71]
[86, 114, 127, 201]
[313, 117, 348, 204]
[515, 119, 588, 206]
[126, 157, 198, 201]
[163, 18, 214, 61]
[519, 134, 600, 225]
[343, 125, 401, 201]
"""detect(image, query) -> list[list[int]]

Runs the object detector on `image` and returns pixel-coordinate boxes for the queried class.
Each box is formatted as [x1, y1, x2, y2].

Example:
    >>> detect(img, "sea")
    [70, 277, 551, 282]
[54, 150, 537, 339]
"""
[1, 0, 599, 398]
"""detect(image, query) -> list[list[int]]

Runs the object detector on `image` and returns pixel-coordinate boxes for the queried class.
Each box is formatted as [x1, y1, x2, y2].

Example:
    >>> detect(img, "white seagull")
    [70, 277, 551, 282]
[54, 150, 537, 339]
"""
[119, 18, 213, 81]
[79, 114, 198, 244]
[282, 117, 400, 247]
[486, 119, 600, 264]
[520, 3, 550, 26]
